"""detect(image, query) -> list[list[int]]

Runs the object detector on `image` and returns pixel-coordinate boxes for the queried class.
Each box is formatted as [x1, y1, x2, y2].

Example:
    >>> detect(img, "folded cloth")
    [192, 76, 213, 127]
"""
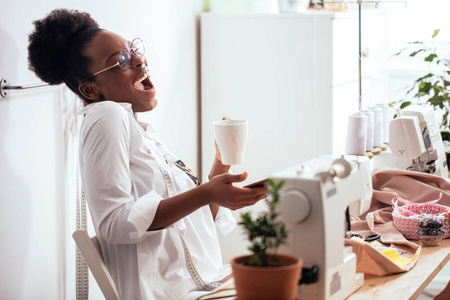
[348, 167, 450, 275]
[370, 167, 450, 212]
[345, 236, 420, 276]
[368, 167, 450, 230]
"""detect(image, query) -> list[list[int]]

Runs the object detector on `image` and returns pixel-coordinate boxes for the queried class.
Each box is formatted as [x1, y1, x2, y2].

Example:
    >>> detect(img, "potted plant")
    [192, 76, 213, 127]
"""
[231, 179, 302, 300]
[390, 29, 450, 138]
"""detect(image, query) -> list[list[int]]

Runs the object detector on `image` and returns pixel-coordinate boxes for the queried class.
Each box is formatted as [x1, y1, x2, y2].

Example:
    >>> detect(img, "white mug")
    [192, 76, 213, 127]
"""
[214, 120, 248, 165]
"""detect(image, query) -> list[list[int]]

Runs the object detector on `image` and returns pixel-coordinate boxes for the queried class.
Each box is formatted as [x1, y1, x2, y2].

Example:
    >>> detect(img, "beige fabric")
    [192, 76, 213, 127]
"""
[345, 237, 420, 276]
[370, 167, 450, 211]
[348, 167, 450, 275]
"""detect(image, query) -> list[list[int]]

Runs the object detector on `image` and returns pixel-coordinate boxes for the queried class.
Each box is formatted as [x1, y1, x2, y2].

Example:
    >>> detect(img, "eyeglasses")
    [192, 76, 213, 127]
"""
[82, 38, 145, 82]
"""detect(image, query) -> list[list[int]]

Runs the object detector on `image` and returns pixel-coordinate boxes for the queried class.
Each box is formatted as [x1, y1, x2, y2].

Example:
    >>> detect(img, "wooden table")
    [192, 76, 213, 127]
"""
[202, 240, 450, 300]
[347, 239, 450, 300]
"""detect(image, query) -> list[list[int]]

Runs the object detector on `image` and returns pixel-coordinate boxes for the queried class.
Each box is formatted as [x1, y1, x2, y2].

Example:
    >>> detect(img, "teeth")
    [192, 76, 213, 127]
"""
[135, 73, 148, 85]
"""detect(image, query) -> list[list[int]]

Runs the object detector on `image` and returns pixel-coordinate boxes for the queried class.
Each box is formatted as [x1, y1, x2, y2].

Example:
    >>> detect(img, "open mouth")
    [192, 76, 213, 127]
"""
[134, 72, 154, 91]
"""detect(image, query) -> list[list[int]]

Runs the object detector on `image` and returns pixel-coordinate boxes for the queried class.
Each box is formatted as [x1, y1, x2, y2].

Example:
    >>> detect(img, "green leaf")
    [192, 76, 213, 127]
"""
[405, 87, 415, 95]
[418, 82, 432, 94]
[414, 92, 429, 98]
[432, 29, 440, 38]
[409, 49, 425, 57]
[429, 95, 445, 102]
[400, 101, 411, 109]
[427, 96, 445, 107]
[239, 178, 289, 266]
[393, 48, 406, 56]
[424, 54, 438, 62]
[441, 130, 450, 140]
[275, 180, 285, 191]
[433, 83, 443, 92]
[388, 101, 397, 108]
[416, 73, 434, 82]
[442, 112, 449, 127]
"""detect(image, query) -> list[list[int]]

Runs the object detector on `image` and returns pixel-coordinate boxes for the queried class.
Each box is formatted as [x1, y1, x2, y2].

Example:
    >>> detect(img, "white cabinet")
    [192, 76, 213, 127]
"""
[201, 11, 388, 262]
[201, 10, 388, 184]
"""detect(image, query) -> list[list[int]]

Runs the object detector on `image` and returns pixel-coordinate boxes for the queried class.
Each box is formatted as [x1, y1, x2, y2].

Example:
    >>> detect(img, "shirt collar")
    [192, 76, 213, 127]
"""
[78, 101, 133, 115]
[145, 123, 156, 134]
[78, 101, 157, 134]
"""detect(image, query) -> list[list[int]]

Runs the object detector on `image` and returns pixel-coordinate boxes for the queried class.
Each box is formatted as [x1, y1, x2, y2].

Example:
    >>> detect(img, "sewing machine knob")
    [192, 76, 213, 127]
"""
[331, 158, 352, 178]
[279, 189, 311, 224]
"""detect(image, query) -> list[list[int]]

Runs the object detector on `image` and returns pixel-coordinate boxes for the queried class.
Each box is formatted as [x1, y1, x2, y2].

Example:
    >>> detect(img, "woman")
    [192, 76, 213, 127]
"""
[28, 9, 267, 300]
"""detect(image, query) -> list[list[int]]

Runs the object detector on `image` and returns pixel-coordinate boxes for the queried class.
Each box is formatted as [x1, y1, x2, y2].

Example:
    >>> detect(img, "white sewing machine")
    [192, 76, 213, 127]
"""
[388, 105, 448, 178]
[273, 155, 373, 300]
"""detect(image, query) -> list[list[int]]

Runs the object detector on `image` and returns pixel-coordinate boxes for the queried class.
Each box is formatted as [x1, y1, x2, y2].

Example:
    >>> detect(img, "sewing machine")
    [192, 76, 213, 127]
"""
[388, 105, 448, 178]
[273, 155, 373, 300]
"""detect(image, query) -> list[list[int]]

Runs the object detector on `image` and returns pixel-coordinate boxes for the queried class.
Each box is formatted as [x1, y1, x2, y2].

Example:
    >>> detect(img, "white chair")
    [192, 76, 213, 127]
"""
[72, 229, 121, 300]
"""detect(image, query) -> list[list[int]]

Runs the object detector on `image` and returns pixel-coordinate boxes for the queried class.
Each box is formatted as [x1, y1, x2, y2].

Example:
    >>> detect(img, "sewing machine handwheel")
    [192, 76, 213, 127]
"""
[279, 189, 311, 224]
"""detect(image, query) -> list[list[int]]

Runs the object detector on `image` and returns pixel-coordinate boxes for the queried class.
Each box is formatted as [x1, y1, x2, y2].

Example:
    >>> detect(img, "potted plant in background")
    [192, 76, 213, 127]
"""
[231, 179, 302, 300]
[390, 29, 450, 140]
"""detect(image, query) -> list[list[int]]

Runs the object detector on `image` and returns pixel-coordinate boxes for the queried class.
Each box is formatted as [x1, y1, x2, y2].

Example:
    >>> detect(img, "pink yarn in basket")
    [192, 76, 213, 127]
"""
[392, 193, 450, 240]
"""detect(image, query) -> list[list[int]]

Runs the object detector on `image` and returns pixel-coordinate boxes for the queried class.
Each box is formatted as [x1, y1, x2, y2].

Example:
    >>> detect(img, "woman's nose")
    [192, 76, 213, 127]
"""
[132, 53, 145, 68]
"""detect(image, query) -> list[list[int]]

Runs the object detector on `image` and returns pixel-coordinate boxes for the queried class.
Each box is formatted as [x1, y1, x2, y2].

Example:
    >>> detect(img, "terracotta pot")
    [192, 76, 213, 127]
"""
[231, 254, 302, 300]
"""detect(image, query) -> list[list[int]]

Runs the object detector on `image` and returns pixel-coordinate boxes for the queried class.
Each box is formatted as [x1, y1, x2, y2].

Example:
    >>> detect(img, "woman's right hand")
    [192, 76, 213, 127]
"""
[203, 172, 268, 210]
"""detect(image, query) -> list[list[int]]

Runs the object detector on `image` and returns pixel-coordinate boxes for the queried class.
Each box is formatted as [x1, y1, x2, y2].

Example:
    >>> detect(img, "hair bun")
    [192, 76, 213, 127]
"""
[28, 9, 99, 85]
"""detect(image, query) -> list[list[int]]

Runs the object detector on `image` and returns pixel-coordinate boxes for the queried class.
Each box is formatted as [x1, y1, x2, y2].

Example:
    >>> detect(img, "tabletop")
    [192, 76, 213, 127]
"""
[200, 239, 450, 300]
[347, 239, 450, 300]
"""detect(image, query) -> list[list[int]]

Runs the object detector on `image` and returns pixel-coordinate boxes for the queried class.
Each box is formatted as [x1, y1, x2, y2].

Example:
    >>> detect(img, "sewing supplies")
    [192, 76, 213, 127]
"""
[368, 106, 383, 148]
[417, 215, 445, 247]
[392, 196, 450, 240]
[345, 113, 367, 155]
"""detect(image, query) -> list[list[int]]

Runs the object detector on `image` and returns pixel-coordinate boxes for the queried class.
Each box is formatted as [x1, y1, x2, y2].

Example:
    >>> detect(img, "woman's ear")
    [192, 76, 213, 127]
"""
[78, 82, 101, 101]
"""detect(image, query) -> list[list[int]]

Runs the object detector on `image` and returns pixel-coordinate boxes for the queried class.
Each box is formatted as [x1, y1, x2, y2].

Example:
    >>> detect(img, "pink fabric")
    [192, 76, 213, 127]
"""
[368, 167, 450, 224]
[372, 168, 450, 203]
[348, 167, 450, 275]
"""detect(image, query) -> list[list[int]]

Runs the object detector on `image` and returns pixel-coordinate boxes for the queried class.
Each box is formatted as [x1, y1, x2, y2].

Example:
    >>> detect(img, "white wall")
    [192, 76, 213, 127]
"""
[0, 1, 203, 299]
[1, 0, 448, 299]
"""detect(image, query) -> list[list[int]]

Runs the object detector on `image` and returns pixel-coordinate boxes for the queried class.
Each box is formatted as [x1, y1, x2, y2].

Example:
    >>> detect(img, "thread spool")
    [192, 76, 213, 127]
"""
[376, 103, 390, 144]
[368, 106, 383, 148]
[345, 112, 367, 155]
[360, 110, 374, 151]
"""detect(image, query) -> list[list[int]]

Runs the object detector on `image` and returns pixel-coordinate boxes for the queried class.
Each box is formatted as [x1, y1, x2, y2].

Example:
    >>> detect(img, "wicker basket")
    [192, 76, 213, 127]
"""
[392, 199, 450, 240]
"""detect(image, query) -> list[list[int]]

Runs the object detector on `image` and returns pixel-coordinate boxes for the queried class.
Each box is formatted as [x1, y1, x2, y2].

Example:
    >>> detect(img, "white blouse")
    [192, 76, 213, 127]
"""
[79, 101, 236, 300]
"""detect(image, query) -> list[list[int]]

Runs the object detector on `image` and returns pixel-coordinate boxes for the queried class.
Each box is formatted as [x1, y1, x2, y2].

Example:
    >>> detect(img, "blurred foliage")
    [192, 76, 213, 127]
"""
[239, 178, 288, 267]
[390, 29, 450, 132]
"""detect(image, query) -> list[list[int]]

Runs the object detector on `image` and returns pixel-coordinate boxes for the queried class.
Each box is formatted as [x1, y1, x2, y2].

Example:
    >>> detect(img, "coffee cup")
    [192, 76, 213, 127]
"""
[214, 119, 248, 165]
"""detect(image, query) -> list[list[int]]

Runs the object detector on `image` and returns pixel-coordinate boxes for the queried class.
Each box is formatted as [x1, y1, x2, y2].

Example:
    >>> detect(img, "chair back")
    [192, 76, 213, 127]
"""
[72, 229, 121, 300]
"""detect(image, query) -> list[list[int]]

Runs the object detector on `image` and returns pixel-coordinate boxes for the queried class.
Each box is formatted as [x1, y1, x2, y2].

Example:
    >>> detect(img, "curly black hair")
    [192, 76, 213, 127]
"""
[28, 9, 101, 102]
